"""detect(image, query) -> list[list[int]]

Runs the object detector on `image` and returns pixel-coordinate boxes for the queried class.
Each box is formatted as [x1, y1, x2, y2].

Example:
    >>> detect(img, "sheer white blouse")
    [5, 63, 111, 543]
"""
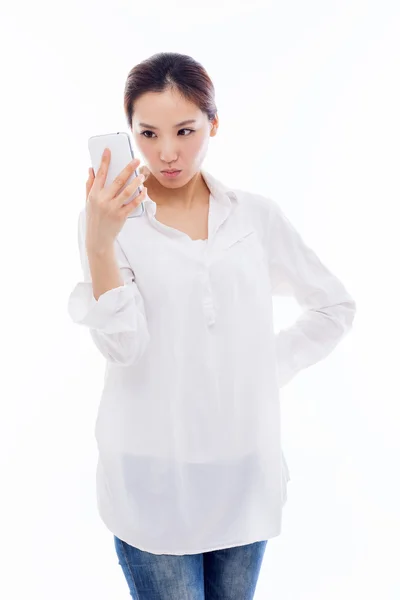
[67, 169, 356, 555]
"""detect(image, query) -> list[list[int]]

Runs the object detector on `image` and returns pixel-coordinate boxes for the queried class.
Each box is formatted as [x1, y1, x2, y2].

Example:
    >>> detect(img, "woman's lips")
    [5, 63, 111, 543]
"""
[161, 170, 182, 178]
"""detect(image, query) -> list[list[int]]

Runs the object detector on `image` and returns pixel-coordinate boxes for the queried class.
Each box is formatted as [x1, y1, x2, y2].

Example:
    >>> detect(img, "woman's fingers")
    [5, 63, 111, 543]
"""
[86, 151, 145, 205]
[122, 185, 147, 218]
[138, 165, 150, 182]
[86, 167, 95, 201]
[107, 155, 141, 200]
[91, 148, 111, 194]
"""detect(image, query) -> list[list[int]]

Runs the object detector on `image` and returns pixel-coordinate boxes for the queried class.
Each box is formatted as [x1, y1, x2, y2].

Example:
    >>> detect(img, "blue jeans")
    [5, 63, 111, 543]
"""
[114, 535, 268, 599]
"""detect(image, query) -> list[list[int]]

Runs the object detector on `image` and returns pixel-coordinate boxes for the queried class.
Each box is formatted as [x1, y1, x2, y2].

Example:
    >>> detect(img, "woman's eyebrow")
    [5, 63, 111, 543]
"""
[138, 119, 197, 130]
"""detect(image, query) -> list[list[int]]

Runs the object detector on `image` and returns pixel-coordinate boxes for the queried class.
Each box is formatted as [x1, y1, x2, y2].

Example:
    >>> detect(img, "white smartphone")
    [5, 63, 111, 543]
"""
[88, 131, 145, 218]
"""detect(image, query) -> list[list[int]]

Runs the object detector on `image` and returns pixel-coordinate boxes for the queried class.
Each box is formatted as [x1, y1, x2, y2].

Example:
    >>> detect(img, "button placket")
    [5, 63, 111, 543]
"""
[201, 263, 216, 326]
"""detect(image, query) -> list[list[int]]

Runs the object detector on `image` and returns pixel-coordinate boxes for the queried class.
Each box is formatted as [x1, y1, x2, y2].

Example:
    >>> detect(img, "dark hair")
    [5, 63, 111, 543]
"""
[123, 52, 217, 128]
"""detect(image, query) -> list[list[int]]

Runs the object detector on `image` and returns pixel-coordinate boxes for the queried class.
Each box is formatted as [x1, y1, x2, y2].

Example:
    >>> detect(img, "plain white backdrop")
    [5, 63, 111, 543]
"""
[1, 0, 399, 598]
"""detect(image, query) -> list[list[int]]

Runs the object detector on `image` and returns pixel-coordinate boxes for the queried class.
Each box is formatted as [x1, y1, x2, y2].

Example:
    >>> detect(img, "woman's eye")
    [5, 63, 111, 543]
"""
[141, 131, 155, 138]
[140, 129, 194, 139]
[179, 129, 194, 136]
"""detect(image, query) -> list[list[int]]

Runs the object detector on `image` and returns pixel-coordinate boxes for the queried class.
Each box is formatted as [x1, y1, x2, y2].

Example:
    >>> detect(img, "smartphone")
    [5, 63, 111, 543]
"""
[88, 131, 145, 218]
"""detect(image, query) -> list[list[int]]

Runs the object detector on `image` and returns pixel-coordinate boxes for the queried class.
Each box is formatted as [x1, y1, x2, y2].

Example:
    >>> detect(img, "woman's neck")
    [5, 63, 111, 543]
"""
[146, 171, 209, 210]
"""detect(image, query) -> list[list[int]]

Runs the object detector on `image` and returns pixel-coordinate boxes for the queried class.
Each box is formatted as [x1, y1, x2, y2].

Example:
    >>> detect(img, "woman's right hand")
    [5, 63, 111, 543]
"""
[85, 148, 147, 254]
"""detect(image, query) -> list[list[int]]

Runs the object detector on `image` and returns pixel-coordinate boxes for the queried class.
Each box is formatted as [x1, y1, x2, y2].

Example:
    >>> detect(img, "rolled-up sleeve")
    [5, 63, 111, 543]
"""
[67, 209, 150, 365]
[265, 198, 357, 389]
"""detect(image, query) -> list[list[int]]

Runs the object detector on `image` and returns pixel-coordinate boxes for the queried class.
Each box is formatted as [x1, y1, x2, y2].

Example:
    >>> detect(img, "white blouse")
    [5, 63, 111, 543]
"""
[67, 169, 356, 555]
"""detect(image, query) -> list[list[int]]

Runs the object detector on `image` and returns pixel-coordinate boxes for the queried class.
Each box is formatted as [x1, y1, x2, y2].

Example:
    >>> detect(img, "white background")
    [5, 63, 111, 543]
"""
[1, 0, 399, 598]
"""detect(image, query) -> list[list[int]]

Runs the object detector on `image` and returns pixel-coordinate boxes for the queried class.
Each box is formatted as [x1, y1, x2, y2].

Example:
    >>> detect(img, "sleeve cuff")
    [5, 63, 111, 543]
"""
[67, 281, 140, 334]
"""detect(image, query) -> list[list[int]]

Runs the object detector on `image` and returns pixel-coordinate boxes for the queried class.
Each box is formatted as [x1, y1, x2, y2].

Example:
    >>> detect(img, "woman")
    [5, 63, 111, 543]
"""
[68, 52, 356, 599]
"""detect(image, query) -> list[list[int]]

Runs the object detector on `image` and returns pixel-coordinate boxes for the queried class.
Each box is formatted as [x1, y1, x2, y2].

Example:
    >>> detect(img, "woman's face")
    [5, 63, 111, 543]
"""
[131, 88, 218, 189]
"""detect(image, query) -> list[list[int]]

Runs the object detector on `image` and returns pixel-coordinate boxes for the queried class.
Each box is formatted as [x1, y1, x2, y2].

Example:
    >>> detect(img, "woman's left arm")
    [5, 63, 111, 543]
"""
[263, 197, 357, 389]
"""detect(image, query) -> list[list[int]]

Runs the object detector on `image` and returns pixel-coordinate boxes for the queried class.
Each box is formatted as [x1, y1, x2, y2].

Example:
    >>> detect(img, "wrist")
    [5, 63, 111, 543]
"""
[86, 243, 115, 259]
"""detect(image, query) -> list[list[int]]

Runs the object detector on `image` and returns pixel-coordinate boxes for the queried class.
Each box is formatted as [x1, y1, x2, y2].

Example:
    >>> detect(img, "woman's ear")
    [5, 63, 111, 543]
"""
[210, 114, 219, 137]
